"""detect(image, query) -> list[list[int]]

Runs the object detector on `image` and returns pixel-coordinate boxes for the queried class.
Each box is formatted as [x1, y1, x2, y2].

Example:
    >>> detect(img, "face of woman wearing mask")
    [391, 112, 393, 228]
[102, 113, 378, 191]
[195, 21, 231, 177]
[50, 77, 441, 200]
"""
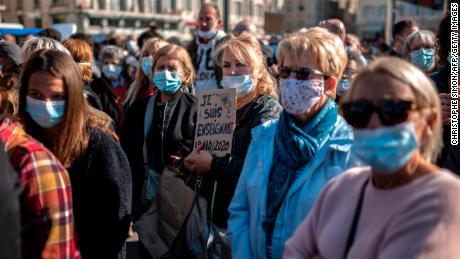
[26, 71, 66, 129]
[220, 49, 261, 107]
[278, 51, 337, 124]
[343, 73, 435, 175]
[152, 52, 186, 97]
[408, 36, 435, 73]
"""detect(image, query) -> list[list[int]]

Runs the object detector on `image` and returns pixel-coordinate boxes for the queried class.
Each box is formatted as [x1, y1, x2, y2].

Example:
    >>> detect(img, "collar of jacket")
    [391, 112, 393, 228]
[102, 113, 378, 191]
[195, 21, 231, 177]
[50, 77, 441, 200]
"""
[156, 89, 184, 134]
[252, 114, 353, 154]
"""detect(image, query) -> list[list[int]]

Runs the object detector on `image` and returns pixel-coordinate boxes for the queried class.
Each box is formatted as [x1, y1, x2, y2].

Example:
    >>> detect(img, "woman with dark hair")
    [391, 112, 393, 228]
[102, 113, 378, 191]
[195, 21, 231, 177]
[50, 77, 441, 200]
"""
[18, 49, 132, 259]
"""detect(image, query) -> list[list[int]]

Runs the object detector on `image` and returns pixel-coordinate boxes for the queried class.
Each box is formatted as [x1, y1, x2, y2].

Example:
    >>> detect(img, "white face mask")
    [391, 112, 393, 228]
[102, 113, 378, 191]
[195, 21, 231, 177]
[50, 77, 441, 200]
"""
[197, 28, 217, 39]
[279, 78, 324, 115]
[221, 74, 254, 98]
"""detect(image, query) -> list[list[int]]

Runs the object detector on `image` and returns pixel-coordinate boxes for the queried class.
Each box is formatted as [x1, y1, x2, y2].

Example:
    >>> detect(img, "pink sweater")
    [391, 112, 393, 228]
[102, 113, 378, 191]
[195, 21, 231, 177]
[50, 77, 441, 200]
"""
[284, 167, 460, 259]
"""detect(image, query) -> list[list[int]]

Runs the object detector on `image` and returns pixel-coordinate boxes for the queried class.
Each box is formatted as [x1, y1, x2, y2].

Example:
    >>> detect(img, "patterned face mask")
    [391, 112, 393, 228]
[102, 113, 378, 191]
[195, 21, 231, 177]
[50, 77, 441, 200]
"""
[279, 78, 324, 115]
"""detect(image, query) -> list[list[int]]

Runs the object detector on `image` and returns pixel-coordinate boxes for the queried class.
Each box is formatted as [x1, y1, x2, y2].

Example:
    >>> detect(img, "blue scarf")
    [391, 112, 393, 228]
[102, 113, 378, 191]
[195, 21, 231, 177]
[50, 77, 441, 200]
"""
[264, 99, 338, 250]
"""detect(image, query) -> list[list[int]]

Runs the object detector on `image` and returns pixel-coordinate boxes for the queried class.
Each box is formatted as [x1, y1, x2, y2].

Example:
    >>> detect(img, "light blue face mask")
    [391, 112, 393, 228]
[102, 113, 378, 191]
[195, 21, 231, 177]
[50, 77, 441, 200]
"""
[221, 74, 254, 98]
[337, 79, 352, 96]
[26, 96, 65, 128]
[141, 56, 153, 77]
[410, 48, 435, 72]
[352, 122, 419, 174]
[152, 70, 182, 94]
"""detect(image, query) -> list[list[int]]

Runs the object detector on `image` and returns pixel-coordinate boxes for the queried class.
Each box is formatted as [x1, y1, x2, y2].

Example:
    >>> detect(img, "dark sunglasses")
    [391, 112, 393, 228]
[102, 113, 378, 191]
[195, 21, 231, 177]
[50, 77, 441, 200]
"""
[342, 99, 419, 128]
[279, 66, 330, 80]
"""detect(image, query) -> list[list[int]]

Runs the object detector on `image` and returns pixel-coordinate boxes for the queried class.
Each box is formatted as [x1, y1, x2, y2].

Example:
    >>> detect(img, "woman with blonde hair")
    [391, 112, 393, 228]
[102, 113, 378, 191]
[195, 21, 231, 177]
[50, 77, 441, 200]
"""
[123, 38, 168, 109]
[284, 56, 460, 259]
[121, 44, 198, 224]
[183, 31, 282, 229]
[228, 27, 357, 259]
[403, 30, 437, 74]
[18, 49, 132, 259]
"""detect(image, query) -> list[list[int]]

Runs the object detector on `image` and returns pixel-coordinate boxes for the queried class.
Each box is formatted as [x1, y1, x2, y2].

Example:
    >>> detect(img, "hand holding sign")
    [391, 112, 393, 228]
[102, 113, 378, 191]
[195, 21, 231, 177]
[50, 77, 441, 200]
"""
[184, 88, 237, 174]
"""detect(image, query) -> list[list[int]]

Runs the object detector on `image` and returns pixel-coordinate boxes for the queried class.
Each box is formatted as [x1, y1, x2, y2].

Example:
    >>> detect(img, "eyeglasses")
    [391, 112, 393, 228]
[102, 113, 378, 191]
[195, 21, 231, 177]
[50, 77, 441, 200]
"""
[279, 66, 329, 80]
[341, 99, 419, 128]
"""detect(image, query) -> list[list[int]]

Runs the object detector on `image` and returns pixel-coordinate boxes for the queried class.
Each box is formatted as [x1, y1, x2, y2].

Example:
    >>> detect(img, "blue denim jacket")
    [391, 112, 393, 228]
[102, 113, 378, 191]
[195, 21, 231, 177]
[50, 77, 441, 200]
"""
[228, 116, 357, 259]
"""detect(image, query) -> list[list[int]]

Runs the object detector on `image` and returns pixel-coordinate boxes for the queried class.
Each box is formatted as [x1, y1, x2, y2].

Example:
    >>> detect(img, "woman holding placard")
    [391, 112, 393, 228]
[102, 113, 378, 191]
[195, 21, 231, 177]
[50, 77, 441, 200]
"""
[121, 44, 198, 224]
[184, 32, 282, 229]
[227, 27, 358, 259]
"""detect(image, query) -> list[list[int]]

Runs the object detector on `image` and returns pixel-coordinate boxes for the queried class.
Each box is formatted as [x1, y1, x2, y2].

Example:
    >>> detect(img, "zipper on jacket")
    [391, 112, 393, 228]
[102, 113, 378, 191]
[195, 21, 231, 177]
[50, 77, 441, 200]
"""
[161, 102, 168, 167]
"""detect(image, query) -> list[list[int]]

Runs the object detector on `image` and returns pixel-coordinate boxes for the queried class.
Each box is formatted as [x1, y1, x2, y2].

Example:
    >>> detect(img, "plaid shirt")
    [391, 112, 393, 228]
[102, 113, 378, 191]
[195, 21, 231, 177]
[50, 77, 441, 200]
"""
[0, 119, 80, 259]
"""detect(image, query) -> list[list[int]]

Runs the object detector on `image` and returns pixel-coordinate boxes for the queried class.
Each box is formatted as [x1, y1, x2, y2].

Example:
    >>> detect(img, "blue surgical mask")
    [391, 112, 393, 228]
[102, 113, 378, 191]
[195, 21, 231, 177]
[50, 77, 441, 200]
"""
[352, 122, 419, 174]
[337, 79, 352, 96]
[26, 96, 65, 128]
[197, 29, 217, 39]
[152, 70, 182, 94]
[141, 56, 153, 77]
[221, 74, 254, 98]
[102, 64, 122, 81]
[410, 48, 435, 72]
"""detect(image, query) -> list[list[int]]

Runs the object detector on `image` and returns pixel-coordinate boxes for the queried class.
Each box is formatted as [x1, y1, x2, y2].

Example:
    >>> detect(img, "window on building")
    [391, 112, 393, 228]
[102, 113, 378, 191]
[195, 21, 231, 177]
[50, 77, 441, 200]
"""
[120, 0, 127, 10]
[17, 0, 23, 9]
[256, 4, 263, 17]
[108, 19, 118, 27]
[125, 19, 137, 27]
[248, 1, 253, 16]
[35, 18, 42, 28]
[235, 2, 242, 16]
[52, 14, 66, 24]
[111, 0, 120, 10]
[98, 0, 105, 9]
[138, 0, 145, 12]
[89, 17, 103, 26]
[155, 0, 162, 13]
[184, 0, 192, 11]
[34, 0, 40, 6]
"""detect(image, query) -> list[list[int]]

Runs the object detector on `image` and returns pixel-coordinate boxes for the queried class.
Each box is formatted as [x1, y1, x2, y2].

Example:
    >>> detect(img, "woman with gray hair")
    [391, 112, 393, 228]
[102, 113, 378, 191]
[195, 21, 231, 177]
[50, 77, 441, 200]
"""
[21, 36, 71, 62]
[284, 57, 460, 259]
[99, 45, 129, 105]
[403, 30, 436, 74]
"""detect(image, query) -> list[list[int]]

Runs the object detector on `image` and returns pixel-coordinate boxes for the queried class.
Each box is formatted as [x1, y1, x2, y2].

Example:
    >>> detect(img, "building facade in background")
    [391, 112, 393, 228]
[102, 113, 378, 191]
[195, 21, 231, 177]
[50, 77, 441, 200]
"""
[0, 0, 282, 39]
[356, 0, 444, 40]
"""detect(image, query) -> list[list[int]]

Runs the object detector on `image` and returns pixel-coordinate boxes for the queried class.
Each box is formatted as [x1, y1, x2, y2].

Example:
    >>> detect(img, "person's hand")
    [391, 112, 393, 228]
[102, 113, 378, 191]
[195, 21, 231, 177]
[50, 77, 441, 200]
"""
[184, 144, 213, 174]
[440, 93, 452, 125]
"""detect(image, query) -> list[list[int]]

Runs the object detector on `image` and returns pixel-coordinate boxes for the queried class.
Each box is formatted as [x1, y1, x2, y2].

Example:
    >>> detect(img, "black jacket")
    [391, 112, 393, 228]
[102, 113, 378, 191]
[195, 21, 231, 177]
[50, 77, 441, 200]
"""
[0, 141, 20, 259]
[430, 66, 451, 166]
[121, 91, 198, 221]
[68, 129, 132, 259]
[90, 76, 121, 130]
[200, 94, 282, 228]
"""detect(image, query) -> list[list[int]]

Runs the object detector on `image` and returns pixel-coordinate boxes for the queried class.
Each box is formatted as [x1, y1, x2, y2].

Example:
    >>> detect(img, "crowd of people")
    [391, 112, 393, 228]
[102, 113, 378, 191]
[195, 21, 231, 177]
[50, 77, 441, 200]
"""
[0, 2, 457, 259]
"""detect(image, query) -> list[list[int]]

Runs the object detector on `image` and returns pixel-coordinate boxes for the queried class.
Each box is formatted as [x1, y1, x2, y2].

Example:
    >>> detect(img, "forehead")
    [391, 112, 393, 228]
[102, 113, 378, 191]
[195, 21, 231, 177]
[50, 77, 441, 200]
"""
[402, 26, 418, 37]
[199, 7, 217, 18]
[282, 50, 320, 70]
[28, 71, 64, 92]
[156, 52, 181, 65]
[351, 73, 416, 101]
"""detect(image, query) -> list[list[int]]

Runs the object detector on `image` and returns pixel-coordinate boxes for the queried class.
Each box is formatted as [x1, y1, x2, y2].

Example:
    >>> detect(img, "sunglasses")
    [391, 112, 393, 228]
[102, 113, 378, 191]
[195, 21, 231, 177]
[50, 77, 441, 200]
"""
[279, 66, 329, 80]
[342, 99, 418, 128]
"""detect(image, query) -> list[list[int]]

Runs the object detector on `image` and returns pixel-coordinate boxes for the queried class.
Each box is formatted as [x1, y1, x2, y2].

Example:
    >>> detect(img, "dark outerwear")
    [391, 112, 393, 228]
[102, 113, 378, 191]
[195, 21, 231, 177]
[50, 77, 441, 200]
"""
[90, 76, 121, 130]
[430, 66, 452, 167]
[68, 128, 132, 259]
[84, 84, 103, 111]
[121, 91, 198, 222]
[199, 94, 282, 228]
[0, 141, 20, 259]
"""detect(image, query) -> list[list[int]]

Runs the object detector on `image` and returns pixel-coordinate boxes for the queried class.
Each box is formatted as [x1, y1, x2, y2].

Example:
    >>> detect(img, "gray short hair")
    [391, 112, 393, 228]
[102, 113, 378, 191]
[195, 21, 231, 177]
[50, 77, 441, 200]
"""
[21, 37, 71, 62]
[403, 30, 436, 57]
[99, 45, 124, 63]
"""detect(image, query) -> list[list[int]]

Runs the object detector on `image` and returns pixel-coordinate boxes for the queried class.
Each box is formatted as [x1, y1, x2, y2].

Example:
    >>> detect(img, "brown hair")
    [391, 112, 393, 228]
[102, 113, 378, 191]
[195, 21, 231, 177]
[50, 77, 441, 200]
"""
[63, 38, 94, 83]
[18, 49, 116, 167]
[152, 44, 196, 87]
[213, 32, 278, 98]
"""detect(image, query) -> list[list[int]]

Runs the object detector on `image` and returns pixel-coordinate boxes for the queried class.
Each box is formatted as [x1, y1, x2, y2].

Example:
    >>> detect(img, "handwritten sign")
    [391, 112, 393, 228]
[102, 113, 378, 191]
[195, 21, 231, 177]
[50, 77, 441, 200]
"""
[194, 88, 236, 157]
